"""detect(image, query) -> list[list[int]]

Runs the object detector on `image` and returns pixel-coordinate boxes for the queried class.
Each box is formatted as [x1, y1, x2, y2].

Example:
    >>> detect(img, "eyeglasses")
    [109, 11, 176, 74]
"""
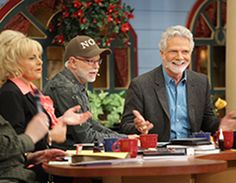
[75, 57, 103, 65]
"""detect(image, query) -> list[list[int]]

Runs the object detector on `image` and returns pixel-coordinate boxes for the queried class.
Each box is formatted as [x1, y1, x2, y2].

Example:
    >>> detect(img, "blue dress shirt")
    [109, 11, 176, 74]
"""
[162, 68, 191, 139]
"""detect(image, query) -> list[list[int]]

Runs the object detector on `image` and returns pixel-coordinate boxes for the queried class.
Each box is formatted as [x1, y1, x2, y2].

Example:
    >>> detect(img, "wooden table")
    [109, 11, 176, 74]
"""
[195, 150, 236, 183]
[43, 156, 227, 183]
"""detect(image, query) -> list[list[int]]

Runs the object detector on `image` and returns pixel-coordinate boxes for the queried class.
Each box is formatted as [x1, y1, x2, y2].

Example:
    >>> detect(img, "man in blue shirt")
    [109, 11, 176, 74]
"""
[120, 25, 236, 141]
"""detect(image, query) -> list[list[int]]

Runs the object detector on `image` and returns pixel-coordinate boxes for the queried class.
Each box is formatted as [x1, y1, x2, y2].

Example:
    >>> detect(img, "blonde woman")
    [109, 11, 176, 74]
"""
[0, 30, 91, 182]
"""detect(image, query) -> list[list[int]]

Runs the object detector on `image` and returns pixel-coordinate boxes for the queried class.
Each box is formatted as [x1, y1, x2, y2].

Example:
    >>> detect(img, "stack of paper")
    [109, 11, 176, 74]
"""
[166, 143, 219, 155]
[66, 150, 129, 163]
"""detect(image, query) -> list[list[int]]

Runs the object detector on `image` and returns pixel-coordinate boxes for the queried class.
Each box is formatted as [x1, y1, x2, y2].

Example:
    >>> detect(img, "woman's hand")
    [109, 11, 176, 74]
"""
[51, 105, 91, 143]
[59, 105, 92, 126]
[25, 112, 49, 143]
[50, 122, 67, 143]
[27, 149, 65, 165]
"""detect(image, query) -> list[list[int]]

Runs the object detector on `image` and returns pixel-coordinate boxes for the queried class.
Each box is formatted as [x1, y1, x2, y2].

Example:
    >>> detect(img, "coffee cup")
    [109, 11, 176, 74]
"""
[223, 131, 234, 149]
[112, 138, 138, 158]
[139, 134, 158, 149]
[103, 137, 118, 152]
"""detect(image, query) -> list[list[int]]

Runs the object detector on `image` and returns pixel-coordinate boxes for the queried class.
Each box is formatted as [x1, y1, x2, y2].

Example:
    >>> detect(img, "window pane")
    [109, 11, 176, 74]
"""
[212, 46, 225, 88]
[93, 56, 109, 89]
[114, 48, 130, 88]
[192, 46, 208, 75]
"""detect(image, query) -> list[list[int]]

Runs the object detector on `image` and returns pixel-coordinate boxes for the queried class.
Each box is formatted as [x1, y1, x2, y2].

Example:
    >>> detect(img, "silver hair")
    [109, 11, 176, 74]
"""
[159, 25, 194, 52]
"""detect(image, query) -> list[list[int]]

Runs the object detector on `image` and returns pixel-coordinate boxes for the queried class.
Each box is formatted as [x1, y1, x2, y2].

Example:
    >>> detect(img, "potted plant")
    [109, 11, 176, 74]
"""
[87, 90, 125, 129]
[50, 0, 134, 47]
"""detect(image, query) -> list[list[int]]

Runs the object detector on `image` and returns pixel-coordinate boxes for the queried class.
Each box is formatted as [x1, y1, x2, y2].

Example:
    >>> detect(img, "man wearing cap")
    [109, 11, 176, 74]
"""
[44, 35, 137, 149]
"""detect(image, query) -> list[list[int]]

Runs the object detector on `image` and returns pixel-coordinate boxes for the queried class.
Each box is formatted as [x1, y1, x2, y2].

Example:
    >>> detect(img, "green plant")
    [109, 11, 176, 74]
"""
[87, 90, 125, 128]
[50, 0, 134, 47]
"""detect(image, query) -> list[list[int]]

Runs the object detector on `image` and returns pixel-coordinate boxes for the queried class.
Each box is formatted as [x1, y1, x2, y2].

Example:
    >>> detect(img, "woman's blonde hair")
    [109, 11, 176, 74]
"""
[0, 30, 43, 86]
